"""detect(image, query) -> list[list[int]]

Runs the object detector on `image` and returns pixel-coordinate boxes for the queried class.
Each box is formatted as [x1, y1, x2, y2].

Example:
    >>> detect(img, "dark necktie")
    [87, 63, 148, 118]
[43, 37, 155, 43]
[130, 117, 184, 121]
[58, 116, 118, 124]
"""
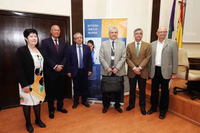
[112, 41, 115, 50]
[55, 39, 59, 52]
[111, 41, 115, 69]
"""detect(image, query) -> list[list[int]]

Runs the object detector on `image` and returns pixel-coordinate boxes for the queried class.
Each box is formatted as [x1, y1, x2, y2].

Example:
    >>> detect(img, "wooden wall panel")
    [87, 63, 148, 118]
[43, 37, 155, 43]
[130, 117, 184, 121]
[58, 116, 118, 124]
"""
[71, 0, 83, 44]
[0, 10, 71, 110]
[151, 0, 161, 42]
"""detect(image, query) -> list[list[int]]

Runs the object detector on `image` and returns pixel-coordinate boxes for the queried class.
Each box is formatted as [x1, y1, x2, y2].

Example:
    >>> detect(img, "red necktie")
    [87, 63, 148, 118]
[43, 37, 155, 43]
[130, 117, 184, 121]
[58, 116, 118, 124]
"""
[55, 39, 59, 52]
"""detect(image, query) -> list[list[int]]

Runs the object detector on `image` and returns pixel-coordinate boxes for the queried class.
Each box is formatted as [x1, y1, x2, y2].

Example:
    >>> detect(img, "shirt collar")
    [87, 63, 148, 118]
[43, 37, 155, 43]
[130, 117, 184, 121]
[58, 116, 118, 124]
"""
[157, 39, 165, 44]
[52, 36, 59, 41]
[110, 39, 117, 44]
[76, 44, 83, 47]
[135, 41, 142, 45]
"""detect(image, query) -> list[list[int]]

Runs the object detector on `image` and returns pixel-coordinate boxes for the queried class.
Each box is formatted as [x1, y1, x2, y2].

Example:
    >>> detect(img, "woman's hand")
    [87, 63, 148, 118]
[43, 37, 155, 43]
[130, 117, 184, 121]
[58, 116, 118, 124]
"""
[23, 86, 30, 93]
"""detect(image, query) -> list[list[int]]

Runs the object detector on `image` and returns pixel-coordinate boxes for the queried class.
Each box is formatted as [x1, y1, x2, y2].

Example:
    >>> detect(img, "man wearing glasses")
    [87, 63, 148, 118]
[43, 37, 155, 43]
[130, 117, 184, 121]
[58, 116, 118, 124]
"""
[147, 27, 178, 119]
[126, 28, 151, 115]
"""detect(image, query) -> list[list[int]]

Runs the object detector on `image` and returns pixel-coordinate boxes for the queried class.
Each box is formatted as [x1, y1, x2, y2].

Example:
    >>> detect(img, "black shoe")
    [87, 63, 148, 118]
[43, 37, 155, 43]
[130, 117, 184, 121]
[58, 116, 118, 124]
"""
[49, 111, 54, 119]
[35, 120, 46, 128]
[82, 102, 90, 107]
[147, 109, 157, 115]
[57, 108, 68, 113]
[26, 123, 34, 132]
[159, 113, 166, 119]
[126, 105, 135, 111]
[115, 107, 123, 113]
[72, 103, 79, 109]
[141, 108, 146, 115]
[102, 107, 108, 113]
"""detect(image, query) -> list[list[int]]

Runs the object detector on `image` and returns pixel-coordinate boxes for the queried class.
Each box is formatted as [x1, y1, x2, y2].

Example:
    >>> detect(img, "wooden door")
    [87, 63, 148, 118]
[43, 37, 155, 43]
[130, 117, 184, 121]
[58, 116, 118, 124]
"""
[0, 10, 71, 110]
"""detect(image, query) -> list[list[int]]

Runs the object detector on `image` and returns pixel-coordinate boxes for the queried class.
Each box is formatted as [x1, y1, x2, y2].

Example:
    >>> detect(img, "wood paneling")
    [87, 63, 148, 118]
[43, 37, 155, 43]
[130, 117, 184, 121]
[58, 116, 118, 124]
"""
[0, 15, 32, 109]
[138, 79, 200, 126]
[0, 10, 71, 110]
[71, 0, 83, 44]
[150, 0, 161, 42]
[189, 58, 200, 70]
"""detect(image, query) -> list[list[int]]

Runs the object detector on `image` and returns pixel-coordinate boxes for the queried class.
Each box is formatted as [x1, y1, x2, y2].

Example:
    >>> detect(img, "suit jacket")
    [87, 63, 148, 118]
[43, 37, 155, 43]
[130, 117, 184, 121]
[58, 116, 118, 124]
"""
[15, 45, 43, 88]
[99, 39, 126, 76]
[40, 37, 68, 79]
[67, 44, 92, 78]
[126, 41, 151, 79]
[149, 39, 178, 79]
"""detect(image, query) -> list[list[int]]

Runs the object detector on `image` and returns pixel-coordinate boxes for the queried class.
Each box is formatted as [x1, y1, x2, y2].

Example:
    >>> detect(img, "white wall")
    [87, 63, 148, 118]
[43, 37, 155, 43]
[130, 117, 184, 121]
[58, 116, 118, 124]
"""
[0, 0, 71, 16]
[83, 0, 153, 44]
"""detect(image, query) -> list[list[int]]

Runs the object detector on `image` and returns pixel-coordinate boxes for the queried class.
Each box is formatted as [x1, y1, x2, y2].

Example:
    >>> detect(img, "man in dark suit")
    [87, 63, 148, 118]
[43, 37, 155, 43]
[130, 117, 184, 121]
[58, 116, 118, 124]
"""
[41, 25, 68, 119]
[67, 32, 92, 109]
[126, 28, 151, 115]
[148, 27, 178, 119]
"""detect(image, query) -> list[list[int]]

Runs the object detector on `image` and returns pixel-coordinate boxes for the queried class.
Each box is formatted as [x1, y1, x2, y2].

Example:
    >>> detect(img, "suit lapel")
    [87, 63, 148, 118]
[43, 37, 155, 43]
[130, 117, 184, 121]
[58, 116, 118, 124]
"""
[152, 41, 157, 62]
[74, 44, 78, 61]
[106, 40, 111, 57]
[50, 37, 59, 54]
[58, 40, 62, 53]
[138, 41, 145, 58]
[162, 39, 169, 51]
[115, 40, 119, 56]
[82, 44, 85, 62]
[131, 42, 137, 57]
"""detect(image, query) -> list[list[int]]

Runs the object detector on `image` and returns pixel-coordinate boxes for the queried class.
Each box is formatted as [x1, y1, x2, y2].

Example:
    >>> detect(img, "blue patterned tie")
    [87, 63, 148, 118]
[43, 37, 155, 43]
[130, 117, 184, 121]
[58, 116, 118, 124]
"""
[78, 46, 83, 68]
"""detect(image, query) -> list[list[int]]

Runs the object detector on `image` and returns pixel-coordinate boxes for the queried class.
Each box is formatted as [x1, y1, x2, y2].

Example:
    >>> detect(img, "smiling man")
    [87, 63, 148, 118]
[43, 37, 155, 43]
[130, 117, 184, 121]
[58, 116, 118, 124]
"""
[41, 25, 68, 119]
[67, 32, 92, 109]
[126, 28, 151, 115]
[99, 26, 126, 113]
[147, 27, 178, 119]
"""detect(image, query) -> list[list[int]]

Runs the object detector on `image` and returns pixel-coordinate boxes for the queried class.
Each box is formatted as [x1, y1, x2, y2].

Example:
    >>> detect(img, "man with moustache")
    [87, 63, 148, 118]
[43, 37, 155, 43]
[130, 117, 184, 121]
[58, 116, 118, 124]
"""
[41, 25, 68, 119]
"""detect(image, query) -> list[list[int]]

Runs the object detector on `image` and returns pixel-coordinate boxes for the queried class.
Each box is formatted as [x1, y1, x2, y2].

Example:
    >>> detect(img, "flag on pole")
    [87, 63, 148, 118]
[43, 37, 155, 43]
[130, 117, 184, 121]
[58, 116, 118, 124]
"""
[168, 0, 176, 39]
[176, 0, 183, 48]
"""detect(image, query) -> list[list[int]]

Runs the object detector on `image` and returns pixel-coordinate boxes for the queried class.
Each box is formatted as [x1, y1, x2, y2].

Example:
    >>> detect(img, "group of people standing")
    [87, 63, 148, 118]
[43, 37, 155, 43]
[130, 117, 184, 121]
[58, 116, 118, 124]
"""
[99, 26, 178, 120]
[15, 25, 178, 132]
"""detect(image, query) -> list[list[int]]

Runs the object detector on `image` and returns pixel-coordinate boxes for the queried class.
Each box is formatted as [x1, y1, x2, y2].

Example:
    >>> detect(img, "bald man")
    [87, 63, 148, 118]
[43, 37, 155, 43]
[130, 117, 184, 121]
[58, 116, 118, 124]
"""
[41, 25, 68, 119]
[147, 27, 178, 119]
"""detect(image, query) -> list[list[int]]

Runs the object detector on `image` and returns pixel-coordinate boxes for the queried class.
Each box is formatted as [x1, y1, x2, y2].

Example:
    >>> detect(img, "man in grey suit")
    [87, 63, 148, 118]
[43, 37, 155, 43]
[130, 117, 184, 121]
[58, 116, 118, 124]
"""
[147, 27, 178, 119]
[99, 26, 126, 113]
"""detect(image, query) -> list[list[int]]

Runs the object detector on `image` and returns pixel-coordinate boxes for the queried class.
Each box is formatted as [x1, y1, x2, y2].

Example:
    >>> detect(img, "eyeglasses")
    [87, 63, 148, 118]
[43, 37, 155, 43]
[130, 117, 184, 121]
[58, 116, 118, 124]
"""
[158, 31, 167, 33]
[135, 33, 143, 35]
[52, 29, 60, 32]
[75, 37, 82, 39]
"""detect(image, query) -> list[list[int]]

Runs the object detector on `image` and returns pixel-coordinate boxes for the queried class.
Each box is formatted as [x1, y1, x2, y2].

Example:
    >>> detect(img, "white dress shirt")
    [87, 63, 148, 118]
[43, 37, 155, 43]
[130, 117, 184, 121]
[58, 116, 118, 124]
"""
[76, 44, 83, 68]
[51, 36, 59, 45]
[155, 39, 165, 66]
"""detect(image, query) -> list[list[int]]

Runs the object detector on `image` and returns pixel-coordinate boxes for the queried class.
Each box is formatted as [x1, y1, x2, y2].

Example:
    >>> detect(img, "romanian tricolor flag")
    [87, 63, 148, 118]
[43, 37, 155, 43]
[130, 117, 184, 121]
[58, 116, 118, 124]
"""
[168, 0, 176, 39]
[176, 0, 183, 48]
